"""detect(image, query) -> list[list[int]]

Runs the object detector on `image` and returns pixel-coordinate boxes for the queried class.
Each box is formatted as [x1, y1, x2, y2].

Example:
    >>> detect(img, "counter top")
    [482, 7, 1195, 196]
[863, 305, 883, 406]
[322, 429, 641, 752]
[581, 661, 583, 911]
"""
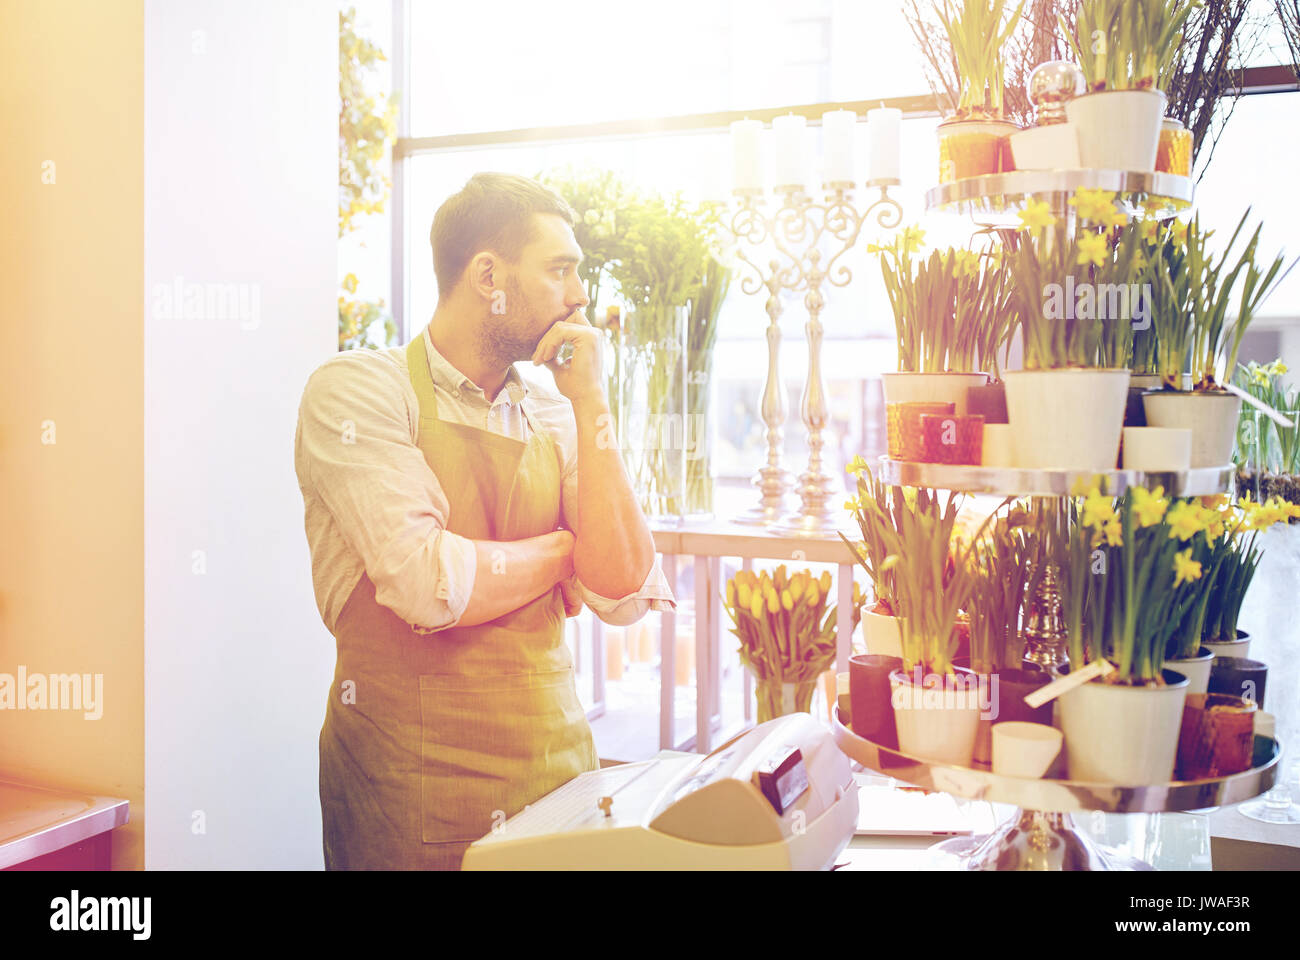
[0, 776, 129, 869]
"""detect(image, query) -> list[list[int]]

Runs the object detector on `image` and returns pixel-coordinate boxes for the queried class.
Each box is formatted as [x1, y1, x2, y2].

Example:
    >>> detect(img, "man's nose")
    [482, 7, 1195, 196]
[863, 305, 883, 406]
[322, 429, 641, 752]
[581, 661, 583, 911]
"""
[567, 273, 589, 309]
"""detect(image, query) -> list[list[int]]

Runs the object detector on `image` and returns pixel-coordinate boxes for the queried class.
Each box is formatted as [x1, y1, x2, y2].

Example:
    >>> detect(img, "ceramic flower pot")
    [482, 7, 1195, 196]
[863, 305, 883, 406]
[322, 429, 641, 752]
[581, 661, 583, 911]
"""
[1122, 426, 1192, 472]
[1142, 390, 1242, 468]
[1058, 667, 1189, 783]
[1125, 374, 1163, 426]
[970, 667, 1053, 768]
[861, 608, 903, 658]
[1003, 368, 1130, 471]
[1204, 629, 1250, 659]
[1065, 89, 1166, 171]
[1165, 646, 1215, 696]
[1009, 121, 1081, 170]
[981, 423, 1015, 466]
[889, 666, 983, 766]
[881, 371, 988, 416]
[1177, 693, 1256, 780]
[966, 380, 1008, 424]
[1208, 656, 1267, 709]
[849, 654, 902, 748]
[1156, 116, 1192, 176]
[992, 722, 1064, 779]
[937, 118, 1020, 182]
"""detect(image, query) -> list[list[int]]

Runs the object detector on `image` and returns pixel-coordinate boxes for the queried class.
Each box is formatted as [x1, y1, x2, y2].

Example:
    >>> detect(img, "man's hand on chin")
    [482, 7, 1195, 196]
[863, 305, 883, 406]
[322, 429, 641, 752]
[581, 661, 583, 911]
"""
[530, 307, 606, 408]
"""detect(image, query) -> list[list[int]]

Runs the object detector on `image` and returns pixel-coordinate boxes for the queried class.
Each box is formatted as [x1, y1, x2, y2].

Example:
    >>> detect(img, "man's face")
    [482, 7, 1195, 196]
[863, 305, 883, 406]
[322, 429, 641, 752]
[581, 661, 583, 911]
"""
[480, 214, 588, 365]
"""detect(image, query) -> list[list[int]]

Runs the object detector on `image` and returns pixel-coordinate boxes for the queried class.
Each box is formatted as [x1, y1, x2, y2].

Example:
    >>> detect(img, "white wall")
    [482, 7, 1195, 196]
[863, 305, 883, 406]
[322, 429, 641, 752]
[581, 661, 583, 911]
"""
[144, 0, 336, 868]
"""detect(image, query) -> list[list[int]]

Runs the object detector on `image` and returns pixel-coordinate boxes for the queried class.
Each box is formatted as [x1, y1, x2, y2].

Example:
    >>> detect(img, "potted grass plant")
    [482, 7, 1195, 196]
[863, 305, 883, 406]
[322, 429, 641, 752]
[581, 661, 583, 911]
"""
[842, 464, 997, 765]
[1062, 0, 1196, 170]
[1002, 190, 1138, 470]
[934, 0, 1027, 181]
[1056, 485, 1199, 783]
[1142, 211, 1291, 468]
[842, 456, 904, 658]
[876, 228, 991, 420]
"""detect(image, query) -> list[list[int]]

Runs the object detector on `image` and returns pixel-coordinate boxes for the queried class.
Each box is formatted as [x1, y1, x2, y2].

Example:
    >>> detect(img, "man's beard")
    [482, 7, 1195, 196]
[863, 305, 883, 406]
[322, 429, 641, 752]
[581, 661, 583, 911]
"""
[477, 276, 560, 366]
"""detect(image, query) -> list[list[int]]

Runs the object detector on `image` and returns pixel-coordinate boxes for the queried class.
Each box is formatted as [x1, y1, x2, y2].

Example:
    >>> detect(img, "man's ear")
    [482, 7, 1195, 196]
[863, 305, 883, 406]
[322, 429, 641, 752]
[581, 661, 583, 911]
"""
[467, 251, 499, 304]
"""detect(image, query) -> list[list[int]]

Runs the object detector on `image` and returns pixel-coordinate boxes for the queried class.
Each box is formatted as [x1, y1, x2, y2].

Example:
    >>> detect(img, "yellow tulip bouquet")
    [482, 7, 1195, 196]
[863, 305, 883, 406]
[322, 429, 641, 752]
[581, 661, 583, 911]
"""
[723, 566, 864, 723]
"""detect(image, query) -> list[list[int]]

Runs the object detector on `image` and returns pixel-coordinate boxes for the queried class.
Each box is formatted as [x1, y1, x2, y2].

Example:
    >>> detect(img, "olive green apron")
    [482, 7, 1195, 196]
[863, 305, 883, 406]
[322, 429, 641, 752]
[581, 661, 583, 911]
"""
[318, 333, 598, 870]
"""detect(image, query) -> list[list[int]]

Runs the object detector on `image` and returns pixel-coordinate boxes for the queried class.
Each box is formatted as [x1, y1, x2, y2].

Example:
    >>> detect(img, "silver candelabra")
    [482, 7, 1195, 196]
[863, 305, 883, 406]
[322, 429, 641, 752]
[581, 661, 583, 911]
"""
[725, 180, 904, 535]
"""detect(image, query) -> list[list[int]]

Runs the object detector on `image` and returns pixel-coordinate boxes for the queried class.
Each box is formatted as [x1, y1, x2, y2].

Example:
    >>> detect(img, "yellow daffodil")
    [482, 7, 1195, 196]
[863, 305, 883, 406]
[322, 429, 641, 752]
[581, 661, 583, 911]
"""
[1171, 219, 1189, 246]
[846, 454, 870, 477]
[1068, 187, 1119, 223]
[900, 226, 926, 256]
[1253, 366, 1270, 386]
[1076, 231, 1109, 268]
[1070, 476, 1096, 498]
[1132, 485, 1169, 527]
[1139, 218, 1160, 242]
[342, 272, 359, 294]
[844, 497, 860, 513]
[1174, 548, 1202, 586]
[1103, 518, 1124, 547]
[1200, 493, 1229, 511]
[1270, 360, 1289, 376]
[1018, 198, 1058, 231]
[1167, 500, 1205, 541]
[1082, 488, 1117, 530]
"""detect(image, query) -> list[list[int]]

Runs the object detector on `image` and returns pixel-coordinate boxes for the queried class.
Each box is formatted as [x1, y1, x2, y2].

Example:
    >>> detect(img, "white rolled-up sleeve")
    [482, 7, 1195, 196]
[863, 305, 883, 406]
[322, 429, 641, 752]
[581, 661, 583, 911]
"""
[552, 409, 677, 626]
[295, 352, 477, 633]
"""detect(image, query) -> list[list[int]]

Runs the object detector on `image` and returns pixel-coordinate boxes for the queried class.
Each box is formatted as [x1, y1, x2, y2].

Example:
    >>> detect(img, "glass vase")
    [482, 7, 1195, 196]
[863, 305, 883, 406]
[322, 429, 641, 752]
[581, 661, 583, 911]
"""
[617, 303, 688, 521]
[753, 675, 818, 724]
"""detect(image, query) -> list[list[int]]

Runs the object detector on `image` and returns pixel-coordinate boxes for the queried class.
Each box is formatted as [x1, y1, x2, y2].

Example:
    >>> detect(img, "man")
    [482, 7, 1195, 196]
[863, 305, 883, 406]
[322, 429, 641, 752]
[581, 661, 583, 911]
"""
[295, 172, 675, 870]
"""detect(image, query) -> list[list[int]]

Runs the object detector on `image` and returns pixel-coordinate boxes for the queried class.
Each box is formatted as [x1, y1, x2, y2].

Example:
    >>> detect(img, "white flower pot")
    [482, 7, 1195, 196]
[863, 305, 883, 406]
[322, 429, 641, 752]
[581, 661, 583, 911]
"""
[861, 610, 903, 658]
[1009, 122, 1081, 170]
[1122, 426, 1192, 472]
[1204, 630, 1250, 659]
[889, 667, 982, 766]
[1058, 668, 1189, 783]
[982, 423, 1015, 467]
[1165, 647, 1215, 696]
[991, 722, 1064, 778]
[1142, 391, 1242, 468]
[1065, 89, 1166, 171]
[1003, 368, 1130, 471]
[881, 371, 989, 416]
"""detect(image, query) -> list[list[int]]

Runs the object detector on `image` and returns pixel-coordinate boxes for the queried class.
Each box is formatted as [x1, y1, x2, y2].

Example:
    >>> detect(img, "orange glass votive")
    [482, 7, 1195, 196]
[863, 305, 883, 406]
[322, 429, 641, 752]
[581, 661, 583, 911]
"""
[1156, 118, 1192, 176]
[920, 413, 985, 464]
[888, 401, 956, 461]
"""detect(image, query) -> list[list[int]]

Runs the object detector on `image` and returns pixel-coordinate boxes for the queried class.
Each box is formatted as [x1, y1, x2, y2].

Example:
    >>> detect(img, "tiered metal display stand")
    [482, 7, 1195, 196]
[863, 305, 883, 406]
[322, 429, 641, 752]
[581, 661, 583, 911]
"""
[838, 169, 1282, 870]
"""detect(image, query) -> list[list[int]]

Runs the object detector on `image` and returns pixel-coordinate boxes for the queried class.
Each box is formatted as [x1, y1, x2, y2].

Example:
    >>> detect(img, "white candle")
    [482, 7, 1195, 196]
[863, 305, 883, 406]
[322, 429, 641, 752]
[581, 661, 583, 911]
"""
[867, 107, 902, 183]
[771, 113, 808, 187]
[730, 118, 763, 192]
[821, 109, 856, 184]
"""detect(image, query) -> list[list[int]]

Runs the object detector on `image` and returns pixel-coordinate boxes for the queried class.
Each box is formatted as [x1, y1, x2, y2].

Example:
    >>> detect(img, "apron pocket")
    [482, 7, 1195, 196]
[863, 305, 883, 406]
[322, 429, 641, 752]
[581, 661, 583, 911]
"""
[418, 669, 597, 845]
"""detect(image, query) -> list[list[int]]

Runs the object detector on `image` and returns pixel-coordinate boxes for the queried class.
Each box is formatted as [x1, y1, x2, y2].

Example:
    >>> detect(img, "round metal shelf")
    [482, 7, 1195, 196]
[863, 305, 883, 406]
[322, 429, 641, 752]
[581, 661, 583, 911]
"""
[832, 708, 1280, 814]
[877, 456, 1233, 498]
[925, 168, 1194, 225]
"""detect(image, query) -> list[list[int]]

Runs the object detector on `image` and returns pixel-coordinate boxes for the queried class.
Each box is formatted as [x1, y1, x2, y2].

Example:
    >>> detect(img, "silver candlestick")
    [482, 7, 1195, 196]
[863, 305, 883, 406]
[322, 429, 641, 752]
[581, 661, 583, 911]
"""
[767, 180, 903, 536]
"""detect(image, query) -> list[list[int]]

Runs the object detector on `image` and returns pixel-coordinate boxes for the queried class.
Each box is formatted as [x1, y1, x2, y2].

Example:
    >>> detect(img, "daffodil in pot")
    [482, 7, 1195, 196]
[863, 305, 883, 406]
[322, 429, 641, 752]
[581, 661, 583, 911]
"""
[1162, 495, 1228, 694]
[1003, 191, 1138, 470]
[1232, 360, 1300, 506]
[844, 477, 996, 765]
[1142, 211, 1291, 468]
[724, 566, 858, 722]
[1057, 485, 1201, 783]
[876, 229, 992, 420]
[842, 456, 904, 658]
[934, 0, 1027, 181]
[1062, 0, 1195, 170]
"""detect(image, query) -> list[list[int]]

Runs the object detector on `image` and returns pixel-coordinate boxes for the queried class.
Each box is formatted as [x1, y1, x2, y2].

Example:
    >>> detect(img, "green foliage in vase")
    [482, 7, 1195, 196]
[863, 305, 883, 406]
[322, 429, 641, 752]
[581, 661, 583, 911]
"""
[1233, 360, 1300, 475]
[338, 6, 399, 351]
[966, 502, 1037, 672]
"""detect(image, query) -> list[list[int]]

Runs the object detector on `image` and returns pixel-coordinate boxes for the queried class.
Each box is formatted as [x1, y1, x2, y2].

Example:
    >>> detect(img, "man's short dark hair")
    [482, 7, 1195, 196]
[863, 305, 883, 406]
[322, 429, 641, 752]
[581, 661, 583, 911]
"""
[430, 172, 576, 300]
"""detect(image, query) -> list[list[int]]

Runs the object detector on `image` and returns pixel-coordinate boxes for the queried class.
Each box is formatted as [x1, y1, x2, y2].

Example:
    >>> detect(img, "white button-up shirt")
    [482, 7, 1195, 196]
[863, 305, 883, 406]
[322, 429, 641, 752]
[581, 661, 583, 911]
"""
[295, 323, 676, 636]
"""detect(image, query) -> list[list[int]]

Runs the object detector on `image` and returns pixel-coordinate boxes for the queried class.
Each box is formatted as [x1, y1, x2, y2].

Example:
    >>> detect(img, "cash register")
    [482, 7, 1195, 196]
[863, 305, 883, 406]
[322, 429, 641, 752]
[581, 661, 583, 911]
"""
[462, 713, 858, 870]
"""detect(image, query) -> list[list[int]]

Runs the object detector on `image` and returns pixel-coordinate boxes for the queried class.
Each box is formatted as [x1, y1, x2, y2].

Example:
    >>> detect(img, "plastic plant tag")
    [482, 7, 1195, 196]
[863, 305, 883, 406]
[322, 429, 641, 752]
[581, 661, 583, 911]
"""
[1223, 382, 1295, 430]
[1022, 659, 1115, 710]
